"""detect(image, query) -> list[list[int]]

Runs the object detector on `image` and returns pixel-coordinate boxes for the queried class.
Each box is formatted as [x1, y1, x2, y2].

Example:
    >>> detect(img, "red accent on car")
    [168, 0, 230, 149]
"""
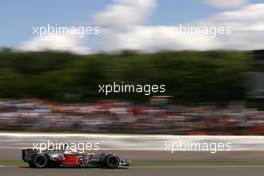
[57, 154, 81, 167]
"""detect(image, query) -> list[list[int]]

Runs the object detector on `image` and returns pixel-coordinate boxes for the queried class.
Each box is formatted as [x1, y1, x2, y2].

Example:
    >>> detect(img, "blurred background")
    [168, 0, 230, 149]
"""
[1, 0, 264, 135]
[0, 50, 263, 135]
[1, 2, 264, 174]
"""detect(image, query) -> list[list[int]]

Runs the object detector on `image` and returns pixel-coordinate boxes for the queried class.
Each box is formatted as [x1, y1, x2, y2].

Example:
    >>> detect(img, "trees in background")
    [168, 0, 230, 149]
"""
[0, 50, 250, 102]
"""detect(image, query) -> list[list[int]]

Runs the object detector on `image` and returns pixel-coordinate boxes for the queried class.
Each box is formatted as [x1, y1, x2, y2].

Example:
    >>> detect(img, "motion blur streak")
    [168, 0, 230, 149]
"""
[0, 132, 263, 151]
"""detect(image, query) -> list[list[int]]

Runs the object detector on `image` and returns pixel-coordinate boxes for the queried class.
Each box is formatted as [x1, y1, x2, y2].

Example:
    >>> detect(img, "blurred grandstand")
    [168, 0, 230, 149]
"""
[0, 98, 264, 135]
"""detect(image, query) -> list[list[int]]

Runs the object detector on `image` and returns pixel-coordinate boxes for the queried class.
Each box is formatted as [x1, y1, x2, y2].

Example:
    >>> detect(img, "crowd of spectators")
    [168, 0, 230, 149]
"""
[0, 98, 264, 135]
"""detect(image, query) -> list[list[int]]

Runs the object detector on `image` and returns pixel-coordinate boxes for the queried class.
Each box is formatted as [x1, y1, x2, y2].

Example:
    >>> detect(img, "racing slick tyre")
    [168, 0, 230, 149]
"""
[105, 154, 120, 169]
[31, 154, 48, 168]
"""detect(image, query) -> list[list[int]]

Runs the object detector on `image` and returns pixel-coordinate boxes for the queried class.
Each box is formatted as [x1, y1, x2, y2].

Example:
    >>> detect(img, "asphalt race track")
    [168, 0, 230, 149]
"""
[1, 166, 264, 176]
[0, 132, 264, 176]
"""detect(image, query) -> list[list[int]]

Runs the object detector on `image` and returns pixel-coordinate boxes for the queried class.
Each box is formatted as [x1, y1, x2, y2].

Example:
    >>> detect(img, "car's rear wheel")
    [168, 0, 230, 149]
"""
[105, 154, 120, 169]
[32, 154, 48, 168]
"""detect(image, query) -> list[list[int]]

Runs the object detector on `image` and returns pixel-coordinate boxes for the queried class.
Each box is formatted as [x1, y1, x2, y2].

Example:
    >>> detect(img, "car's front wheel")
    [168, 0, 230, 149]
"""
[105, 154, 120, 169]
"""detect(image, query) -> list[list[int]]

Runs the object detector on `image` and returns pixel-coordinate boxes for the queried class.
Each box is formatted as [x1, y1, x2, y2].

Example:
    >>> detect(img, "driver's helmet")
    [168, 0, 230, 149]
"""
[70, 148, 78, 154]
[64, 148, 78, 154]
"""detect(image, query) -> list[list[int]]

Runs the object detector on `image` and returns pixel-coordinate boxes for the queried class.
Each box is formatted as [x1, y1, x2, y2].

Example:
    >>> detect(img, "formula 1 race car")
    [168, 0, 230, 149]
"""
[22, 147, 131, 168]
